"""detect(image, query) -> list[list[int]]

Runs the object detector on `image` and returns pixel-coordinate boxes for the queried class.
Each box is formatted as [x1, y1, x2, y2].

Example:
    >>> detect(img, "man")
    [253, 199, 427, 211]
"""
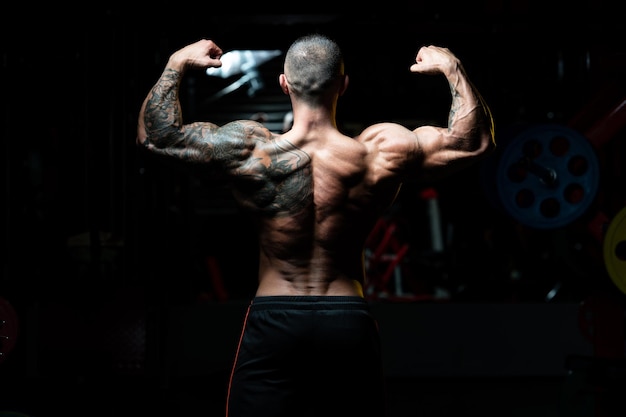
[137, 34, 495, 417]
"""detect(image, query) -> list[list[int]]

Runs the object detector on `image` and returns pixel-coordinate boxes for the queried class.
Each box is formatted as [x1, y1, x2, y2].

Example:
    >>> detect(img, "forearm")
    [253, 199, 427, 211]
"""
[445, 64, 495, 154]
[137, 67, 185, 150]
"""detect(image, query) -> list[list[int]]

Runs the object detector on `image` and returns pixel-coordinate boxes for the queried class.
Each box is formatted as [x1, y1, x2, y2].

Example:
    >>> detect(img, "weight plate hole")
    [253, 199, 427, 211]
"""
[515, 188, 535, 208]
[549, 135, 570, 156]
[568, 155, 590, 176]
[563, 183, 586, 204]
[507, 163, 528, 183]
[539, 197, 561, 218]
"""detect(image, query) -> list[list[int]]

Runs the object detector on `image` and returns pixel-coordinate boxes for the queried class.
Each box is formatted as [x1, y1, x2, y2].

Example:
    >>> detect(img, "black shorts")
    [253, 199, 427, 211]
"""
[226, 296, 387, 417]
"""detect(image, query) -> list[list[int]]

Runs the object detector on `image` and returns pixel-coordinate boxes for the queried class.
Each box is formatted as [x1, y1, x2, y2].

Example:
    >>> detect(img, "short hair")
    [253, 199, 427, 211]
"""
[284, 34, 344, 104]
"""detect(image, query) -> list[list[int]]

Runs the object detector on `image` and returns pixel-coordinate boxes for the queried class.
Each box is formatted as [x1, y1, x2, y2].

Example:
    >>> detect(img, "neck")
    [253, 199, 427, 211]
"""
[290, 100, 338, 130]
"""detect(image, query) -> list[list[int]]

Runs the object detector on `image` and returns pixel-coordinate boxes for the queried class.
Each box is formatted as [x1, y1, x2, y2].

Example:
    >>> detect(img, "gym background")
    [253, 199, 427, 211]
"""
[2, 5, 625, 417]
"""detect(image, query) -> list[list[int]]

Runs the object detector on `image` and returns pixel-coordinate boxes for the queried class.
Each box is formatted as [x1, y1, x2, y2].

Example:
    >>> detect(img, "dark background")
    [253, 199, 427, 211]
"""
[2, 4, 626, 417]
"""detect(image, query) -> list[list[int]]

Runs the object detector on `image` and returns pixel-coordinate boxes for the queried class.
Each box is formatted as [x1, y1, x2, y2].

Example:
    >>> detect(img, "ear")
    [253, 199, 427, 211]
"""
[339, 74, 349, 96]
[279, 74, 289, 95]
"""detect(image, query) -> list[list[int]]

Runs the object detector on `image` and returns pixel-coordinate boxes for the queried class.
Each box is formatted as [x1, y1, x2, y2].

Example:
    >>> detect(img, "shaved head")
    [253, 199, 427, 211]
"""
[284, 34, 344, 105]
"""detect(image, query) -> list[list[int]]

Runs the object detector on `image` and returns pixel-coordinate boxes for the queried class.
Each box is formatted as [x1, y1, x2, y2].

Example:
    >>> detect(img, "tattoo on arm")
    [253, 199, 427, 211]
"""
[446, 68, 493, 142]
[447, 84, 460, 131]
[144, 68, 184, 147]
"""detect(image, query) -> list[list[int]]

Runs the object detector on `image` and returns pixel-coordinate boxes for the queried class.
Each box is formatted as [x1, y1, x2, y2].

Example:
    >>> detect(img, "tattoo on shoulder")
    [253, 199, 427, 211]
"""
[267, 139, 313, 214]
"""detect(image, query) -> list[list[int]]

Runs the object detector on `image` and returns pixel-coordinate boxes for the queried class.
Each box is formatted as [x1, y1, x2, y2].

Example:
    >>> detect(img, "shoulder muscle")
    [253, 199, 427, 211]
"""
[356, 122, 422, 180]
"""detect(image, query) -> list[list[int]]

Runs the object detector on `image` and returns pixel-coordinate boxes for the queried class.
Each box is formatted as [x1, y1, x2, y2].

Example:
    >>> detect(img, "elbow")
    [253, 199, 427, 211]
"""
[465, 137, 495, 166]
[136, 115, 148, 147]
[136, 130, 148, 147]
[481, 132, 496, 157]
[469, 123, 496, 159]
[481, 126, 497, 157]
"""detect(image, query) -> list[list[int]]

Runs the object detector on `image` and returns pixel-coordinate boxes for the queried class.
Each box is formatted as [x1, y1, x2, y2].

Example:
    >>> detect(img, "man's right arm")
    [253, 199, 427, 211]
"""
[136, 39, 266, 177]
[136, 39, 224, 157]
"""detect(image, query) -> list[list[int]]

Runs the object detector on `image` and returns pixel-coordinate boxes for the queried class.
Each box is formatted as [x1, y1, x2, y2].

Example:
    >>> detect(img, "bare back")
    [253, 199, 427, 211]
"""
[219, 120, 421, 297]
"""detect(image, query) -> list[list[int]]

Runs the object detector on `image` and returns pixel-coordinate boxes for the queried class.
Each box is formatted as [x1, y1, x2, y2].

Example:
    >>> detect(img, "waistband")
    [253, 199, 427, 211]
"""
[250, 295, 369, 310]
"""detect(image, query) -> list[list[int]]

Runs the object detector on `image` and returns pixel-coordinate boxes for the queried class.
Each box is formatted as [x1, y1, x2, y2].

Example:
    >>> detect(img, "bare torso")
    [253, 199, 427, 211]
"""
[226, 122, 413, 297]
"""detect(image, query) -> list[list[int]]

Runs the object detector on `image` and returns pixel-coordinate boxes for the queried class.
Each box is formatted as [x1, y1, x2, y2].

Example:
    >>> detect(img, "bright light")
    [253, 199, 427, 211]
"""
[206, 50, 282, 79]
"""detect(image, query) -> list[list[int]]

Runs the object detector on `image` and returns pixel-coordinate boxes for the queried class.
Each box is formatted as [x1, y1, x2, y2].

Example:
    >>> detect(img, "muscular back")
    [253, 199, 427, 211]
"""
[208, 119, 420, 297]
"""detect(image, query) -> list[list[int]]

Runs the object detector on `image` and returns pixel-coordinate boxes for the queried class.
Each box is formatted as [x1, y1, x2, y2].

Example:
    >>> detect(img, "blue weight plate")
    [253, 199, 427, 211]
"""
[496, 124, 600, 229]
